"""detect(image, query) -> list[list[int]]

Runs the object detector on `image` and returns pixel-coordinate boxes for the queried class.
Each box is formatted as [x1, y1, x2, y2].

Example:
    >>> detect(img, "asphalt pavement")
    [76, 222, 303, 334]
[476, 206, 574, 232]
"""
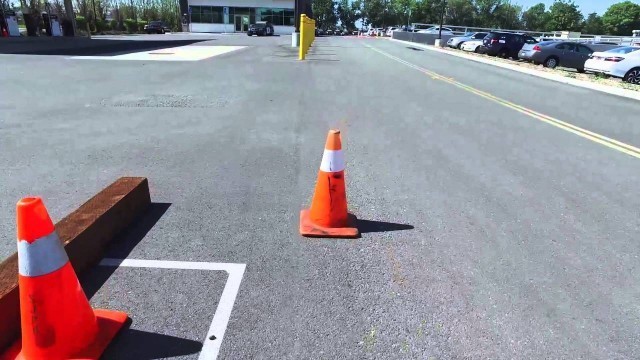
[1, 34, 640, 359]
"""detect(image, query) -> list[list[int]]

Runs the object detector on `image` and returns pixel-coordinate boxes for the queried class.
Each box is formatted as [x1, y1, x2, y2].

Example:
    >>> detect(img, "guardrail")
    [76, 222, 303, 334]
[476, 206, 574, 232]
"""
[299, 14, 315, 61]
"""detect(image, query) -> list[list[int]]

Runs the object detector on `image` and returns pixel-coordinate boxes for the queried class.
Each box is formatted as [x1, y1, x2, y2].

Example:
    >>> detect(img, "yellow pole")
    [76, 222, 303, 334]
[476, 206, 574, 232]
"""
[299, 14, 306, 60]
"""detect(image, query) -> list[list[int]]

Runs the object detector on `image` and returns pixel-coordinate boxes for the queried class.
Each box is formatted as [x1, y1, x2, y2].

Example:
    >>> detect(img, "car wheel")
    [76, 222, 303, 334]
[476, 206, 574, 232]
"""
[474, 46, 480, 53]
[457, 42, 464, 50]
[544, 57, 558, 69]
[577, 68, 585, 73]
[498, 49, 508, 58]
[624, 67, 640, 84]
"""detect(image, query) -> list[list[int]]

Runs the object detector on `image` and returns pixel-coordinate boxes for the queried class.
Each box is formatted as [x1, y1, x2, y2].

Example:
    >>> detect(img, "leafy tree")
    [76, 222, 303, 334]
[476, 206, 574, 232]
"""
[409, 0, 440, 25]
[393, 0, 414, 27]
[521, 3, 549, 31]
[313, 0, 337, 29]
[446, 0, 475, 26]
[337, 0, 360, 30]
[582, 12, 604, 34]
[547, 0, 583, 31]
[494, 2, 522, 29]
[474, 0, 504, 28]
[362, 0, 386, 26]
[602, 1, 640, 36]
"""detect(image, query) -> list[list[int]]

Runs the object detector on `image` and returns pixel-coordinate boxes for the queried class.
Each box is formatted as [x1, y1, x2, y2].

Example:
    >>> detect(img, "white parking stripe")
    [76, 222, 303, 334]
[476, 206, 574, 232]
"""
[99, 258, 246, 360]
[70, 45, 245, 61]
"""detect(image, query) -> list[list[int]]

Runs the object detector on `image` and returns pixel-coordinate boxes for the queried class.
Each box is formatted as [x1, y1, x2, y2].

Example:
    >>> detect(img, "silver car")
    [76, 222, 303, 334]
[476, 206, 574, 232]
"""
[447, 32, 488, 49]
[518, 41, 557, 62]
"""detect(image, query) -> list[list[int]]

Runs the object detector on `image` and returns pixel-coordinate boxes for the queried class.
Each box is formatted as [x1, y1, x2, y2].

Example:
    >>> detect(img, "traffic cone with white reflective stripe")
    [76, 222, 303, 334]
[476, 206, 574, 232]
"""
[300, 129, 359, 238]
[1, 197, 128, 360]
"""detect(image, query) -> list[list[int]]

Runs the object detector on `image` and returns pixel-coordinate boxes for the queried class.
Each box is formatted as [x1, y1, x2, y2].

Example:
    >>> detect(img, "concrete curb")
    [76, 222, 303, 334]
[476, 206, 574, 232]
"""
[390, 38, 640, 102]
[0, 177, 151, 352]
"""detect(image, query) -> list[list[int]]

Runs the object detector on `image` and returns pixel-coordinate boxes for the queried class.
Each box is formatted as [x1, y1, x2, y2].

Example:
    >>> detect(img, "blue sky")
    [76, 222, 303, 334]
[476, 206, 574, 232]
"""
[516, 0, 622, 14]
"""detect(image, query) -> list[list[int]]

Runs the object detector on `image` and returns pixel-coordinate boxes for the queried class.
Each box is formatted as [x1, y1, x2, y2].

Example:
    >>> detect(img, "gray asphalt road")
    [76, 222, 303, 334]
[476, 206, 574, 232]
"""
[1, 34, 640, 359]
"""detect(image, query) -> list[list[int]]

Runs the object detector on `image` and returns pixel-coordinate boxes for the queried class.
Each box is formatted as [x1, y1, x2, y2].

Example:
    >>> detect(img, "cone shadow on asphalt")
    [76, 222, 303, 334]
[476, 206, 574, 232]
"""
[101, 319, 202, 360]
[80, 202, 171, 299]
[357, 219, 414, 234]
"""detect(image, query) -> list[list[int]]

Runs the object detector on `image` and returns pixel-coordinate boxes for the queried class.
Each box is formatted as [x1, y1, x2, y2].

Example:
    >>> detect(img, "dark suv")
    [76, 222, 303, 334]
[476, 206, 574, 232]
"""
[483, 32, 537, 59]
[247, 21, 274, 36]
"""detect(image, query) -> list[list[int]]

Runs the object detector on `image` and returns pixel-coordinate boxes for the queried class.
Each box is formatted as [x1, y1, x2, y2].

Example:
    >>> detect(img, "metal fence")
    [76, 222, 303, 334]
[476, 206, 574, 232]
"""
[409, 23, 640, 46]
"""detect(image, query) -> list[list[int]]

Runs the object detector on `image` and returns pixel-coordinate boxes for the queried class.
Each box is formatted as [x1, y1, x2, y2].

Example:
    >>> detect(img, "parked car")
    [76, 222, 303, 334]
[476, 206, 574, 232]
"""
[144, 21, 170, 34]
[460, 39, 485, 53]
[326, 29, 334, 35]
[247, 21, 274, 36]
[386, 27, 399, 36]
[585, 46, 640, 84]
[483, 32, 538, 59]
[417, 26, 453, 35]
[526, 42, 595, 72]
[447, 32, 488, 49]
[518, 40, 558, 61]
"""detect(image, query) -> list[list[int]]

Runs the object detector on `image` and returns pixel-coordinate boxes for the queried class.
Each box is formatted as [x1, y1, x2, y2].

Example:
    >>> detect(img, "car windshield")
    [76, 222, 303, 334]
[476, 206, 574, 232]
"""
[605, 46, 640, 54]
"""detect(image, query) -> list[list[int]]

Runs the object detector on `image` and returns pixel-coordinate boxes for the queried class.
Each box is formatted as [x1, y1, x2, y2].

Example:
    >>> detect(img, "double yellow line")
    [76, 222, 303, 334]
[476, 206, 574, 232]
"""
[366, 45, 640, 160]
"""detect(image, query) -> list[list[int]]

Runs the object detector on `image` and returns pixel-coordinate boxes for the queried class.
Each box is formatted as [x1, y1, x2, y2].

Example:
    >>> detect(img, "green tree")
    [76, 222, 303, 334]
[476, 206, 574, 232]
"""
[547, 0, 583, 31]
[313, 0, 337, 29]
[362, 0, 385, 26]
[337, 0, 360, 30]
[582, 12, 604, 34]
[522, 3, 549, 31]
[494, 2, 522, 29]
[474, 0, 504, 28]
[409, 0, 439, 25]
[602, 1, 640, 36]
[393, 0, 414, 27]
[446, 0, 475, 26]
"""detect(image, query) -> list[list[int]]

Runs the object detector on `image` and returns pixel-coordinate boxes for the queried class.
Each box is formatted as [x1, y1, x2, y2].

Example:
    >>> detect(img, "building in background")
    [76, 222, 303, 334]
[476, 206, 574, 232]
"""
[184, 0, 295, 34]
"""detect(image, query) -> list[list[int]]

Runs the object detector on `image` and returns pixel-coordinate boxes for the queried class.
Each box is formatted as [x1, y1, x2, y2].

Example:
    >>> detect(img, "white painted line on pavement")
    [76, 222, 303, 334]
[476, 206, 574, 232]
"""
[70, 45, 245, 61]
[99, 258, 246, 360]
[389, 38, 640, 102]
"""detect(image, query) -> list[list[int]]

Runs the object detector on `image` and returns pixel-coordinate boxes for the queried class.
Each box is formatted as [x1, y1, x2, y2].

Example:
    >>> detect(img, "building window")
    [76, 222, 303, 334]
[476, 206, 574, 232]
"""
[256, 8, 293, 26]
[190, 6, 224, 23]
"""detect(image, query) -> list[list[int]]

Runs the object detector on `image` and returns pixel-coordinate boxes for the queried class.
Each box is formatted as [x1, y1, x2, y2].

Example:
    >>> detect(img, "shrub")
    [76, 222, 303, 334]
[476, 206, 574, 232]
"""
[95, 19, 109, 32]
[137, 20, 147, 32]
[75, 15, 87, 31]
[124, 18, 137, 33]
[110, 19, 118, 31]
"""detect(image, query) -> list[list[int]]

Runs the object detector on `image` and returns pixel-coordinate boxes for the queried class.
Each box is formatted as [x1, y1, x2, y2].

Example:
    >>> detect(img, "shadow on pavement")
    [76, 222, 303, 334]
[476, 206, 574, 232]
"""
[0, 38, 208, 56]
[357, 219, 414, 234]
[81, 202, 171, 298]
[102, 321, 202, 360]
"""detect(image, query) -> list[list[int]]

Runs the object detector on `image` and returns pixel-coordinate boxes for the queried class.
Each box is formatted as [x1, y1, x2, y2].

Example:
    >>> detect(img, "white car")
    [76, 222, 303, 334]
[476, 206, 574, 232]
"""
[386, 27, 398, 36]
[461, 39, 484, 53]
[585, 46, 640, 84]
[417, 26, 453, 35]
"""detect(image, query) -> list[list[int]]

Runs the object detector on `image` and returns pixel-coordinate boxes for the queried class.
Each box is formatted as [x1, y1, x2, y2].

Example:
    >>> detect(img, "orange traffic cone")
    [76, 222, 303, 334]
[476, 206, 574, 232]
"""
[300, 129, 359, 238]
[1, 197, 128, 360]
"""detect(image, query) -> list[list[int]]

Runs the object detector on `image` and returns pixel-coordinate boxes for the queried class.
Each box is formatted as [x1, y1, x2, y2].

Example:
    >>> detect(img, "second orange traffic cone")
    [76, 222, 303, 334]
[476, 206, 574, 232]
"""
[1, 197, 128, 360]
[300, 129, 359, 238]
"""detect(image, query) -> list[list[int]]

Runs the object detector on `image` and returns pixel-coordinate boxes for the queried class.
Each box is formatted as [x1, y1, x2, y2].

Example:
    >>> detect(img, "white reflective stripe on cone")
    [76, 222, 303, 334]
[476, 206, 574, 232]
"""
[17, 232, 69, 277]
[319, 149, 345, 173]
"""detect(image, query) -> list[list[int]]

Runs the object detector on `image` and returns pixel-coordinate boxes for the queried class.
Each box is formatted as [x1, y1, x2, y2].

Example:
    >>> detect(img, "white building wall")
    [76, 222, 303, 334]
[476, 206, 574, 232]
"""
[188, 0, 294, 34]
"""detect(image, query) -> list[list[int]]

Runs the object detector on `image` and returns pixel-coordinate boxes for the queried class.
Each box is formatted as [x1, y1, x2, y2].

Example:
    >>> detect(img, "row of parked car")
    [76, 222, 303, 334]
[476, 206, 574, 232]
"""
[446, 31, 640, 85]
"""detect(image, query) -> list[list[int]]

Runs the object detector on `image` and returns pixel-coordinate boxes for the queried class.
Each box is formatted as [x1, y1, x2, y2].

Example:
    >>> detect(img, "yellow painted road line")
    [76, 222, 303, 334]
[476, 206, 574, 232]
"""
[365, 44, 640, 160]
